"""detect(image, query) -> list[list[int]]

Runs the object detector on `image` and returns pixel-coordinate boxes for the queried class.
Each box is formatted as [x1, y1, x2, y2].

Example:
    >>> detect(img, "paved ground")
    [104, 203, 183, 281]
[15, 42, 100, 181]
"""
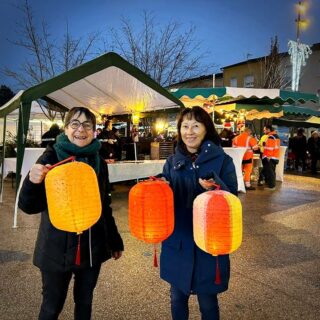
[0, 173, 319, 319]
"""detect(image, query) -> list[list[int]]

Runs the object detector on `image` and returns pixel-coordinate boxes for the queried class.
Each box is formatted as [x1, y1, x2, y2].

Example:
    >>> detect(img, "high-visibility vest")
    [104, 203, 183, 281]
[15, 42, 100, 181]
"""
[232, 132, 258, 161]
[258, 134, 268, 153]
[262, 131, 280, 160]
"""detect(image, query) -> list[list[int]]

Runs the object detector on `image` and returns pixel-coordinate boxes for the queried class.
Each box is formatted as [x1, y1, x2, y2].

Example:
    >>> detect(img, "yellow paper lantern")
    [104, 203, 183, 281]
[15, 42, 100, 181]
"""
[193, 190, 242, 256]
[45, 161, 102, 234]
[129, 179, 174, 244]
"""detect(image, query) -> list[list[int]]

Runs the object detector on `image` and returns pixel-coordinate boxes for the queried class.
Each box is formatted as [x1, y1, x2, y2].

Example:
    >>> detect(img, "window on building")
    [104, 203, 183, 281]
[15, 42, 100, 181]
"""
[244, 75, 254, 88]
[230, 78, 237, 87]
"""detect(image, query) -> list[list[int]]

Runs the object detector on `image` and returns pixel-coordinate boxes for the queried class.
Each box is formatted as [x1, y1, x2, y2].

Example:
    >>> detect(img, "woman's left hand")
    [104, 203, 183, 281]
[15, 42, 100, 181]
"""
[199, 178, 216, 191]
[112, 251, 123, 260]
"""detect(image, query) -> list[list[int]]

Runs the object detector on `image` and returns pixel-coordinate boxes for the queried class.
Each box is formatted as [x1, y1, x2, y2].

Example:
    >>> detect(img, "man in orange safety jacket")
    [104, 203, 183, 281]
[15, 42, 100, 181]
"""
[261, 125, 280, 190]
[232, 127, 259, 190]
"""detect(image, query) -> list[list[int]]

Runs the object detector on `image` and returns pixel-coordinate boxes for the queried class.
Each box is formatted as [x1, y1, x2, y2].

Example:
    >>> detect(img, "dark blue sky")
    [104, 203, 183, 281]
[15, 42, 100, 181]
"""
[1, 0, 319, 91]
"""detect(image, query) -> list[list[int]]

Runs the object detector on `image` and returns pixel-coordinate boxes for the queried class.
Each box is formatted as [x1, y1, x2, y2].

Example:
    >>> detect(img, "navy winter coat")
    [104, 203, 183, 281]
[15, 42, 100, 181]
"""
[18, 145, 124, 272]
[160, 140, 238, 295]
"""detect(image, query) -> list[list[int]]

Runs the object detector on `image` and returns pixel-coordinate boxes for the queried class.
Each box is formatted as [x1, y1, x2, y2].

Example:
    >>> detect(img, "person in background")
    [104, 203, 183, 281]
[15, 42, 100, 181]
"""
[291, 127, 307, 172]
[18, 107, 124, 320]
[260, 125, 280, 190]
[131, 125, 139, 143]
[257, 126, 270, 185]
[219, 122, 235, 147]
[160, 106, 238, 320]
[41, 123, 61, 148]
[307, 130, 320, 174]
[112, 127, 122, 161]
[97, 120, 117, 160]
[232, 127, 259, 190]
[95, 127, 102, 138]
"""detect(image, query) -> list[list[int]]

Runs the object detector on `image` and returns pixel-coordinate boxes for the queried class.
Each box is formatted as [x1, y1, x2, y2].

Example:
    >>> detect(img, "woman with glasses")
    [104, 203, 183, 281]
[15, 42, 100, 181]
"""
[18, 107, 124, 320]
[160, 106, 238, 320]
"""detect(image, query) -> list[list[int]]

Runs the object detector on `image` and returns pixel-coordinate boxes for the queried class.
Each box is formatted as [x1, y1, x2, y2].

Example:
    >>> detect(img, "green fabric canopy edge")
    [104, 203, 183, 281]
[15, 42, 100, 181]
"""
[171, 87, 318, 104]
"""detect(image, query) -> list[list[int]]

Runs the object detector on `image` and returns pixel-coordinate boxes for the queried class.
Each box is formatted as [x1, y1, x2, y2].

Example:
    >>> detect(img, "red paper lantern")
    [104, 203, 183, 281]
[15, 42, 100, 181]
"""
[193, 190, 242, 256]
[129, 179, 174, 244]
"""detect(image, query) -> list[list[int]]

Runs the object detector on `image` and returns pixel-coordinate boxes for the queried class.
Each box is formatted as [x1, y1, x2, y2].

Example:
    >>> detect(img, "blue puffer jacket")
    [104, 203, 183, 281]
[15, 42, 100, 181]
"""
[160, 140, 238, 295]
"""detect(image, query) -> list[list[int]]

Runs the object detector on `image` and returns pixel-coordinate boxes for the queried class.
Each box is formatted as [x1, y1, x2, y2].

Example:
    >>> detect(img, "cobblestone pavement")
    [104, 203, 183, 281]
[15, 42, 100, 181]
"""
[0, 174, 319, 320]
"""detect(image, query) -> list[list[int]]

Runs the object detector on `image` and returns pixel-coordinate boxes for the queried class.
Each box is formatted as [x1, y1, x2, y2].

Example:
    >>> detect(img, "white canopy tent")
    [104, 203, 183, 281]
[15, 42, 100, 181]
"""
[0, 52, 183, 208]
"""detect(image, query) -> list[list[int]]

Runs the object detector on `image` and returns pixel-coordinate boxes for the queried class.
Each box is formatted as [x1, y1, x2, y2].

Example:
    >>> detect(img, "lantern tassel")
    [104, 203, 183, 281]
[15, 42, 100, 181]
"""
[215, 256, 221, 285]
[153, 245, 158, 267]
[75, 234, 81, 266]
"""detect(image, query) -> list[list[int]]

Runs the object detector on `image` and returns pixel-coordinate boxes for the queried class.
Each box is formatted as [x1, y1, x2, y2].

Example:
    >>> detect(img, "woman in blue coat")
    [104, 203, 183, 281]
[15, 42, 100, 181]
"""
[160, 106, 238, 320]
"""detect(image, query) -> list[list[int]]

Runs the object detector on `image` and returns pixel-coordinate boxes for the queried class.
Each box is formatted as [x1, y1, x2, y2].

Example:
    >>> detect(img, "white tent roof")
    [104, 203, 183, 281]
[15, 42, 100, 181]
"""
[47, 66, 178, 115]
[0, 52, 182, 118]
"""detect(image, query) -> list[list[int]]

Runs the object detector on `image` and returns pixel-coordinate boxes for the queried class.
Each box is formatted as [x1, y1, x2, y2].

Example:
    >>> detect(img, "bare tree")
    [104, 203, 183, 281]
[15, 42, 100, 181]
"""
[261, 36, 290, 89]
[1, 0, 101, 120]
[108, 11, 211, 87]
[2, 0, 100, 89]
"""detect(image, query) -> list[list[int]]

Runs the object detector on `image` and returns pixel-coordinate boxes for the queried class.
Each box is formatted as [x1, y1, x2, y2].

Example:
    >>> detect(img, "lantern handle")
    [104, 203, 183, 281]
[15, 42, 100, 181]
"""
[149, 176, 161, 181]
[47, 156, 76, 170]
[203, 179, 221, 190]
[210, 183, 221, 190]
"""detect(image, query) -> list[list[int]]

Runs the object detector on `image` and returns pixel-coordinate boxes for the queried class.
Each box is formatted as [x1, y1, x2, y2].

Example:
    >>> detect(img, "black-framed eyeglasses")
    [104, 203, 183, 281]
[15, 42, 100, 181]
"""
[67, 120, 93, 130]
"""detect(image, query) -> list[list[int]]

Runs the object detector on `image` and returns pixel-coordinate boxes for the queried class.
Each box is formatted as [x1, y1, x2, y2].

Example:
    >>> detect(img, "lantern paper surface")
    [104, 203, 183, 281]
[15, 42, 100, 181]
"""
[129, 180, 174, 243]
[45, 161, 101, 234]
[193, 190, 242, 255]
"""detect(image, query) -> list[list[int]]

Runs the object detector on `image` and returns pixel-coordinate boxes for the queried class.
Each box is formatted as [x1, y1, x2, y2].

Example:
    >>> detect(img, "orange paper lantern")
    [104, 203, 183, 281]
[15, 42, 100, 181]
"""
[45, 161, 102, 234]
[193, 190, 242, 256]
[129, 179, 174, 244]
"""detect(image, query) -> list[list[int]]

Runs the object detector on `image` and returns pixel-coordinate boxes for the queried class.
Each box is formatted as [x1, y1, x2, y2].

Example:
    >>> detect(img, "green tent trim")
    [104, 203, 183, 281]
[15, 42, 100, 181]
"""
[217, 103, 320, 116]
[171, 87, 319, 105]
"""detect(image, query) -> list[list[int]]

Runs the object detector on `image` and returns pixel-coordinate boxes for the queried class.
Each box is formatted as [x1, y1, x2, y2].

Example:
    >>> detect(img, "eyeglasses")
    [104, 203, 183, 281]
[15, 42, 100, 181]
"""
[67, 120, 93, 130]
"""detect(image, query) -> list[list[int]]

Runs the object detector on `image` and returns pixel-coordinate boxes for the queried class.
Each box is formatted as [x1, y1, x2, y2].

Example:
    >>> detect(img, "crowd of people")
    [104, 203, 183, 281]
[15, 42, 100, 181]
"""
[218, 123, 319, 192]
[288, 128, 320, 174]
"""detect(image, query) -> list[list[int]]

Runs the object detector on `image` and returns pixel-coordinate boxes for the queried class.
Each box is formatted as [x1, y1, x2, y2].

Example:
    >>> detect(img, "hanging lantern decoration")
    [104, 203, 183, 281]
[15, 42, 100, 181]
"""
[45, 161, 101, 233]
[193, 188, 242, 255]
[193, 187, 242, 283]
[129, 177, 174, 266]
[45, 159, 102, 265]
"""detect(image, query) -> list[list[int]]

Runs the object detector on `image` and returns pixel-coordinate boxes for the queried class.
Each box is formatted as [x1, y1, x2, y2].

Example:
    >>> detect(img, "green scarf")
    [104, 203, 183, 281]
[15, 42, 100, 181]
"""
[53, 133, 101, 174]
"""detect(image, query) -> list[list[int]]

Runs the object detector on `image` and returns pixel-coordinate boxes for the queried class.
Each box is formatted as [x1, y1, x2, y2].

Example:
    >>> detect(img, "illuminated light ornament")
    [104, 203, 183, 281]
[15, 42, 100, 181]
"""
[129, 177, 174, 266]
[45, 158, 101, 265]
[193, 186, 242, 284]
[288, 40, 312, 91]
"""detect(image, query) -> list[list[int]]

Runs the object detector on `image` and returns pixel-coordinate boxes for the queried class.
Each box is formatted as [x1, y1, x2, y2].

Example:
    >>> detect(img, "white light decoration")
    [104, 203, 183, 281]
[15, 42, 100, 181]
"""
[288, 40, 312, 91]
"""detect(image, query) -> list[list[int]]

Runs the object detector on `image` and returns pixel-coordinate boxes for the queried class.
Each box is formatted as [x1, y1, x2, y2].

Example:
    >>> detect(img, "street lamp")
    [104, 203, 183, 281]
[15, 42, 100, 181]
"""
[295, 1, 309, 41]
[288, 1, 312, 91]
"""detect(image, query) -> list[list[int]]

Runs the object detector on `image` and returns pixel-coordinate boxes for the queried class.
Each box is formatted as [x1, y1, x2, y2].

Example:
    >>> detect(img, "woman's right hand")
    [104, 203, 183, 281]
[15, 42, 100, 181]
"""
[29, 164, 51, 184]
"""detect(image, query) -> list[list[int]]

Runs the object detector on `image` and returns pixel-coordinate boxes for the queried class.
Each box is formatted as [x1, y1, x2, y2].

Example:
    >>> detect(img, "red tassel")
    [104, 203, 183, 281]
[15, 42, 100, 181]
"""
[153, 245, 158, 267]
[75, 235, 81, 266]
[214, 256, 221, 285]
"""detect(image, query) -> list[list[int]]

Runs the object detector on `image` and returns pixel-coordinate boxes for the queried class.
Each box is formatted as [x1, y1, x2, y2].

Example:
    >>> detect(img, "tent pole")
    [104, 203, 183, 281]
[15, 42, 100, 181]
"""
[0, 115, 7, 203]
[134, 142, 137, 161]
[13, 101, 31, 228]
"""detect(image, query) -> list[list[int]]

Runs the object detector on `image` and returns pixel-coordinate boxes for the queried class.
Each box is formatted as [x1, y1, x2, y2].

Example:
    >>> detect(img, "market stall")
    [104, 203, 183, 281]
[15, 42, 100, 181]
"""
[0, 52, 183, 206]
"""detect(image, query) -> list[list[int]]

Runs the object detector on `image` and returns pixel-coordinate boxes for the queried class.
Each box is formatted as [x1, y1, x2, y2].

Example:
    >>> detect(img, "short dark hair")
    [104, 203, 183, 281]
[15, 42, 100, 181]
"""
[177, 106, 221, 147]
[64, 107, 96, 130]
[265, 124, 273, 131]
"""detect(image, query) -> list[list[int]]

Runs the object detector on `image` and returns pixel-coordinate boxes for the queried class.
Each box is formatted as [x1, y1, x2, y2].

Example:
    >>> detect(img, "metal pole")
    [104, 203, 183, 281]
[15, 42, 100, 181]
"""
[134, 142, 137, 161]
[0, 115, 7, 203]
